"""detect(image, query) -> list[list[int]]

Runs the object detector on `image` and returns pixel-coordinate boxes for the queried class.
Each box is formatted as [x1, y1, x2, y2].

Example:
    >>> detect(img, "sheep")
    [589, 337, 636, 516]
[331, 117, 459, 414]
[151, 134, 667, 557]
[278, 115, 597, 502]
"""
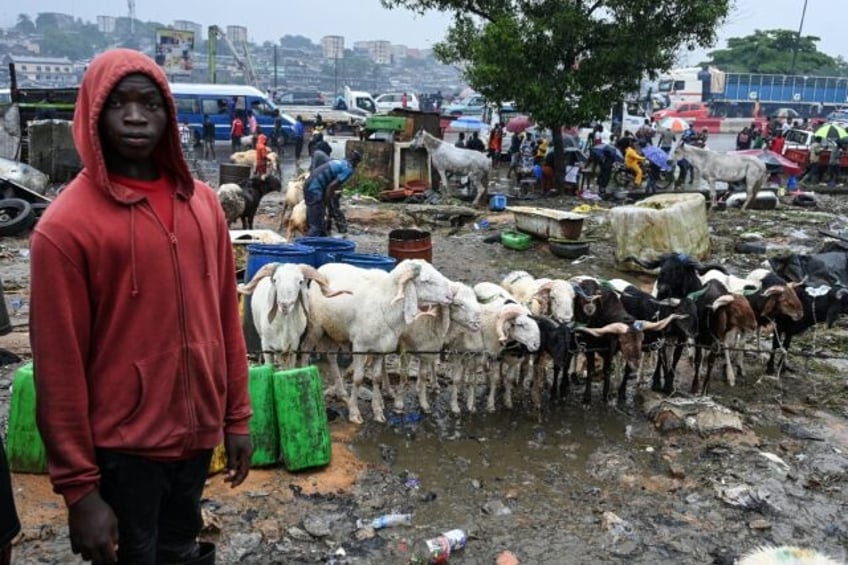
[472, 282, 541, 412]
[391, 282, 482, 414]
[278, 173, 307, 232]
[738, 545, 840, 565]
[231, 148, 280, 174]
[217, 183, 246, 227]
[236, 262, 350, 367]
[302, 259, 455, 424]
[285, 201, 308, 240]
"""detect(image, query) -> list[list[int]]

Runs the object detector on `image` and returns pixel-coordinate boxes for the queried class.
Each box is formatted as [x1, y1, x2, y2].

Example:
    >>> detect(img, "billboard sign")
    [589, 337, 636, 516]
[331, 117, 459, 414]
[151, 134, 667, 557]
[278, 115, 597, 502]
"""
[154, 29, 195, 75]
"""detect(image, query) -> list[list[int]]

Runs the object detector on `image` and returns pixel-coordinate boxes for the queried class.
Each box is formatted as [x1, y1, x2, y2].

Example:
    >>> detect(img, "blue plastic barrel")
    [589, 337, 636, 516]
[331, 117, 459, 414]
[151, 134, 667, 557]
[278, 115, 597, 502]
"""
[489, 193, 507, 211]
[245, 243, 316, 282]
[294, 237, 356, 268]
[329, 252, 397, 272]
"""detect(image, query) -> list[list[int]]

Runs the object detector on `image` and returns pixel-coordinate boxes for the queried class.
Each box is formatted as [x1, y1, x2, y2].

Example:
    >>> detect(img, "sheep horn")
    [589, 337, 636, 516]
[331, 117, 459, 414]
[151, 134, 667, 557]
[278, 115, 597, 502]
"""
[709, 294, 736, 310]
[641, 313, 687, 332]
[496, 304, 526, 343]
[391, 261, 422, 305]
[836, 287, 848, 300]
[762, 285, 785, 297]
[787, 276, 807, 289]
[298, 264, 351, 297]
[574, 322, 630, 336]
[237, 262, 280, 295]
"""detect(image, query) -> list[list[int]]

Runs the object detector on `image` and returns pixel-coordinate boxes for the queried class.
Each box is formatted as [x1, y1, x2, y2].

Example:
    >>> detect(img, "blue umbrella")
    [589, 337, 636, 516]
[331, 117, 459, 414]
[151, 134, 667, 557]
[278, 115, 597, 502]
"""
[642, 145, 671, 171]
[591, 143, 623, 162]
[450, 116, 485, 132]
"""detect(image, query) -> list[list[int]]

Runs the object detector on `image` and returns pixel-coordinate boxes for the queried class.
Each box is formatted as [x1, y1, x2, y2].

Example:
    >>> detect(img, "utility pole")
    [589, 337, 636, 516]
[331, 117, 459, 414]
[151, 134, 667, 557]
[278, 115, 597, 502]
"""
[334, 55, 339, 98]
[790, 0, 809, 75]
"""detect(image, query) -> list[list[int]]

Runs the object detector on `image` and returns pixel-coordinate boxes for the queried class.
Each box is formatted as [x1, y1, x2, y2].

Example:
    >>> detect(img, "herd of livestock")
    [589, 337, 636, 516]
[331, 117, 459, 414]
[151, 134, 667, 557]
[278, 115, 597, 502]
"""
[234, 252, 848, 424]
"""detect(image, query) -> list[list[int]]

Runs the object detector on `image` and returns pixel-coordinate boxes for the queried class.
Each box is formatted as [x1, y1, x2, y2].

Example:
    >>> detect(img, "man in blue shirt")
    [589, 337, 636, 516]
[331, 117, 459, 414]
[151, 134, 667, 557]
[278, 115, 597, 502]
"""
[294, 115, 305, 161]
[305, 151, 361, 236]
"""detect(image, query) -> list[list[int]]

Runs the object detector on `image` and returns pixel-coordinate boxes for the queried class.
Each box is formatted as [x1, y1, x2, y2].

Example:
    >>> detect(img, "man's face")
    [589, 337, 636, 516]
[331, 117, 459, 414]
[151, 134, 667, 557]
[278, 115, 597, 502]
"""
[99, 73, 168, 165]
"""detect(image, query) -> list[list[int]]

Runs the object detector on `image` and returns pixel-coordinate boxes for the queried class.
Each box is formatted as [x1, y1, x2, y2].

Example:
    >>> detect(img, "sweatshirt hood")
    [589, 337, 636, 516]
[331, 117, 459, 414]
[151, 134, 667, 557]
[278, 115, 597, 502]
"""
[73, 48, 194, 203]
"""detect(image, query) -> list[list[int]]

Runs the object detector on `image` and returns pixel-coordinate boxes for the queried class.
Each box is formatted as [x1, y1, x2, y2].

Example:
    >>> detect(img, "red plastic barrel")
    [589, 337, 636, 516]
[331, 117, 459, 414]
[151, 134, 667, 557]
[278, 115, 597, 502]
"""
[388, 229, 432, 263]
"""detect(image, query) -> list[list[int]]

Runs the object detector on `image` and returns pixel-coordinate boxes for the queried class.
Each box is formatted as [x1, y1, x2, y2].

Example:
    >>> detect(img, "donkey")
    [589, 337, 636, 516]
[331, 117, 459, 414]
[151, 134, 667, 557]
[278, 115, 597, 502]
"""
[671, 141, 768, 209]
[412, 128, 491, 207]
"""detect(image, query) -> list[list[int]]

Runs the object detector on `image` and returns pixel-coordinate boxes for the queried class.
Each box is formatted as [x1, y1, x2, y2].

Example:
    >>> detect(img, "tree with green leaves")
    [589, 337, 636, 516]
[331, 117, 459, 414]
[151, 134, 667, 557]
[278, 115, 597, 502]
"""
[380, 0, 731, 190]
[701, 29, 848, 76]
[15, 14, 36, 34]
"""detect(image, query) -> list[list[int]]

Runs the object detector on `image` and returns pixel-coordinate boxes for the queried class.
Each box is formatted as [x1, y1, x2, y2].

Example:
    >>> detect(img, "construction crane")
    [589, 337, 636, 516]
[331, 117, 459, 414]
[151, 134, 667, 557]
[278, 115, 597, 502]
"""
[207, 25, 257, 86]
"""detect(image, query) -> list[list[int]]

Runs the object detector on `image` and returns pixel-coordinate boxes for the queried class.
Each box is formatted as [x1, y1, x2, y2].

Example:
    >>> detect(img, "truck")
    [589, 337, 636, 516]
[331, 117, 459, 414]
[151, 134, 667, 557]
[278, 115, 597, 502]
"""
[277, 86, 377, 133]
[657, 66, 848, 119]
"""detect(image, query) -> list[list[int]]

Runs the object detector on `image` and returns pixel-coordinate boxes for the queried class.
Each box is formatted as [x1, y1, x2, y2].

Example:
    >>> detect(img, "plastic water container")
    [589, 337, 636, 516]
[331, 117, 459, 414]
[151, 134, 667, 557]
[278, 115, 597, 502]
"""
[294, 236, 356, 268]
[330, 252, 398, 272]
[245, 243, 317, 281]
[273, 366, 331, 471]
[489, 193, 507, 211]
[6, 362, 48, 474]
[248, 364, 279, 467]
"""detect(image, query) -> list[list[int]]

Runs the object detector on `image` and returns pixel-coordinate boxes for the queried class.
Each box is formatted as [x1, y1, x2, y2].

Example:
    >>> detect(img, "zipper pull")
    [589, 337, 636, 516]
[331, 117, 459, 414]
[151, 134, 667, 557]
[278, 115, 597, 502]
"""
[170, 233, 178, 245]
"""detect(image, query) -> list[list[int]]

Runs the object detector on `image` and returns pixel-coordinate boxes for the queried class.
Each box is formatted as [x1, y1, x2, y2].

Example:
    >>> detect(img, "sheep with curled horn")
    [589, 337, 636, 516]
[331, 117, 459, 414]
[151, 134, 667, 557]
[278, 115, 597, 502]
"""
[237, 262, 351, 368]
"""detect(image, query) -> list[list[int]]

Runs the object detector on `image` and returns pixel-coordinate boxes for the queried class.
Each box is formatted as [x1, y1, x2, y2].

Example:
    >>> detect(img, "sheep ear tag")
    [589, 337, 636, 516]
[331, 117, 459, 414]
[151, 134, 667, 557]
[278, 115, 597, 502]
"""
[632, 320, 644, 331]
[412, 262, 422, 277]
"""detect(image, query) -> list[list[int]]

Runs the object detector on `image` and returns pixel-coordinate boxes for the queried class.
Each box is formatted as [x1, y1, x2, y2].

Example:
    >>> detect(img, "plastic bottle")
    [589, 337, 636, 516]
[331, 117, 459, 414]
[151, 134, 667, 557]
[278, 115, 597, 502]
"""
[356, 513, 413, 530]
[409, 529, 467, 564]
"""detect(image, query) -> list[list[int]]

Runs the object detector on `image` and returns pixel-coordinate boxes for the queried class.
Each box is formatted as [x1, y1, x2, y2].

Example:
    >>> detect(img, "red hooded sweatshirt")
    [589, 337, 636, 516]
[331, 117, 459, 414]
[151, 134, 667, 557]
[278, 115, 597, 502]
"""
[30, 49, 251, 506]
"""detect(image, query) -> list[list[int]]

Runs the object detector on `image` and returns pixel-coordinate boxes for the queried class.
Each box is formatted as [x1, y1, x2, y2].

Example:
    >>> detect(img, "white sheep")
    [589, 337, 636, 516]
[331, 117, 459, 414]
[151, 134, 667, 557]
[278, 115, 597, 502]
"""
[699, 268, 761, 294]
[285, 201, 308, 241]
[458, 282, 540, 412]
[217, 183, 245, 227]
[501, 271, 577, 323]
[231, 148, 279, 173]
[237, 262, 350, 368]
[391, 281, 482, 414]
[302, 259, 455, 424]
[278, 173, 307, 232]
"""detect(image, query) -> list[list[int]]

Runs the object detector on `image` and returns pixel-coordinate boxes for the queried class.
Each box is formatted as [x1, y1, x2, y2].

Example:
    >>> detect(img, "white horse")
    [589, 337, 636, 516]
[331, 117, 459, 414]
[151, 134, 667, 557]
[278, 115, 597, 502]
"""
[671, 141, 768, 209]
[412, 129, 491, 206]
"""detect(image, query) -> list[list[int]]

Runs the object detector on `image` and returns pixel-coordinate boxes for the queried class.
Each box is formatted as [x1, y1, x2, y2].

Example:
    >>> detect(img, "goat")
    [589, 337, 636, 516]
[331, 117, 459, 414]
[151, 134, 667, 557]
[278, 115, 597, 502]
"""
[302, 259, 455, 424]
[614, 281, 699, 395]
[690, 280, 758, 394]
[285, 201, 308, 240]
[699, 268, 761, 294]
[278, 173, 307, 232]
[744, 272, 804, 350]
[239, 175, 282, 230]
[237, 262, 350, 367]
[766, 284, 848, 375]
[572, 279, 681, 404]
[625, 253, 728, 299]
[530, 315, 573, 407]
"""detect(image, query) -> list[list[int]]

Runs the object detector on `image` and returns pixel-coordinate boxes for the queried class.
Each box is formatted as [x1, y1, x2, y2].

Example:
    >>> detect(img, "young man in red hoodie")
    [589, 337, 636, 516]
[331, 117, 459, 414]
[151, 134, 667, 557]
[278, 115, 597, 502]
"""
[30, 48, 252, 565]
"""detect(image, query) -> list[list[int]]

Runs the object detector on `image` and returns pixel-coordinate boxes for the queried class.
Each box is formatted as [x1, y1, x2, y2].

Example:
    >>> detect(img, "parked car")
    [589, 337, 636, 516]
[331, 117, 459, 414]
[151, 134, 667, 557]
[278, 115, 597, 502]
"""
[275, 91, 326, 106]
[443, 94, 486, 117]
[652, 102, 710, 121]
[374, 92, 420, 112]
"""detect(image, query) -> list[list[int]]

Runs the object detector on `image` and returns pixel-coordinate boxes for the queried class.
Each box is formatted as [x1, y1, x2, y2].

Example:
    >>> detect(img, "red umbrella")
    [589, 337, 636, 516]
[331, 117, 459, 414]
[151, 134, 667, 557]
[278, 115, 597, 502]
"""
[730, 149, 803, 177]
[506, 115, 533, 133]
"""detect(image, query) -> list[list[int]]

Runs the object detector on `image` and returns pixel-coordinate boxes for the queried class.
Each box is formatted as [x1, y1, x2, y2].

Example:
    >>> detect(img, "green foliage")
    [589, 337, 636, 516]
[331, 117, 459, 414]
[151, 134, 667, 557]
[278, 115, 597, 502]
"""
[346, 175, 386, 198]
[15, 14, 35, 34]
[39, 25, 108, 60]
[701, 29, 848, 75]
[279, 35, 315, 50]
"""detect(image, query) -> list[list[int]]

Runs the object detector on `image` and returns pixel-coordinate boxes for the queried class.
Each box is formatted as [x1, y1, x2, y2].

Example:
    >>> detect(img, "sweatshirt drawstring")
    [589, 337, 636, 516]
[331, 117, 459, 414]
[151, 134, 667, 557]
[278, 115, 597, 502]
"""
[130, 206, 139, 297]
[188, 203, 212, 279]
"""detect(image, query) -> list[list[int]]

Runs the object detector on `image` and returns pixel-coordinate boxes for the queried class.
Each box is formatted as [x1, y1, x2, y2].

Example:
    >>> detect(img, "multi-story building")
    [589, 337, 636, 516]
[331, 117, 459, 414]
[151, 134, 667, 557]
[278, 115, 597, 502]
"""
[226, 25, 248, 44]
[4, 55, 76, 85]
[174, 20, 203, 41]
[321, 35, 344, 60]
[96, 15, 117, 34]
[391, 44, 408, 62]
[369, 40, 391, 65]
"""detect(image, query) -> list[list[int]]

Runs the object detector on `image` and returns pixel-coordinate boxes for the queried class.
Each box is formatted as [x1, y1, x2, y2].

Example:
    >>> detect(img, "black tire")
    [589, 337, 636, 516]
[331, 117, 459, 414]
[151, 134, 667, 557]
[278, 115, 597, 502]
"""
[31, 202, 50, 219]
[657, 170, 675, 190]
[612, 167, 629, 188]
[0, 198, 36, 237]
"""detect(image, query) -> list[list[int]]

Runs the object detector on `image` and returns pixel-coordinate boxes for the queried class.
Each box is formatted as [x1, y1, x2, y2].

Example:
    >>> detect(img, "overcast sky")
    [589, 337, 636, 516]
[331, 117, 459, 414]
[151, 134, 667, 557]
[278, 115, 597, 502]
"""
[1, 0, 845, 62]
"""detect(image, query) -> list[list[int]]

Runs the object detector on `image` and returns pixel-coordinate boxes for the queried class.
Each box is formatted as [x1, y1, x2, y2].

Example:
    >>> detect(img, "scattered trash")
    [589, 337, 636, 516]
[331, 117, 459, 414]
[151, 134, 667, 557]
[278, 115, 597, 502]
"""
[356, 513, 413, 530]
[410, 529, 467, 564]
[201, 508, 222, 534]
[482, 499, 512, 516]
[601, 511, 634, 541]
[759, 451, 790, 470]
[405, 477, 421, 489]
[716, 484, 774, 511]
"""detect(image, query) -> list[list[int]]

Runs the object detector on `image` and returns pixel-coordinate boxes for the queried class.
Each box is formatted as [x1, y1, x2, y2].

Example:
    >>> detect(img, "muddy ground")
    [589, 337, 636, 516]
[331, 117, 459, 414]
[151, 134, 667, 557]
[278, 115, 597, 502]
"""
[2, 166, 848, 564]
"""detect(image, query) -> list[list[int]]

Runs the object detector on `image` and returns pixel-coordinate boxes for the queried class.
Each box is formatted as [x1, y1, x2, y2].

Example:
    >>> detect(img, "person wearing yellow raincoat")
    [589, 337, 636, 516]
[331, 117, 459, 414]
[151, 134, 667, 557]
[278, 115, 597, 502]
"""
[624, 140, 646, 187]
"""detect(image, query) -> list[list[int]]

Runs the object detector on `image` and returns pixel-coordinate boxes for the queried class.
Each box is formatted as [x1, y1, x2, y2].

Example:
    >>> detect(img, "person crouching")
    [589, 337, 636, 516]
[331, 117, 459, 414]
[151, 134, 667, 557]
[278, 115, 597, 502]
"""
[304, 151, 361, 236]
